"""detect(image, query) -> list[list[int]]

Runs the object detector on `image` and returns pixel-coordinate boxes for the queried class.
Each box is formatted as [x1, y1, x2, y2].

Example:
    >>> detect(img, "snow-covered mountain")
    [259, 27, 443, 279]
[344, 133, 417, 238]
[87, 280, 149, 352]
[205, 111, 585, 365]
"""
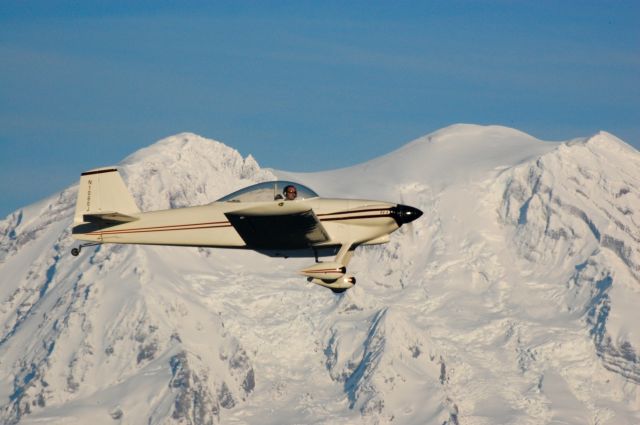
[0, 125, 638, 424]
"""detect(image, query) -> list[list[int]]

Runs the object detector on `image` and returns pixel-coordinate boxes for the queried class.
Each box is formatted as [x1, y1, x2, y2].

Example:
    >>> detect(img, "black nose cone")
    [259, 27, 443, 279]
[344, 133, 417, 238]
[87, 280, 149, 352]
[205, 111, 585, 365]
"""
[391, 204, 423, 225]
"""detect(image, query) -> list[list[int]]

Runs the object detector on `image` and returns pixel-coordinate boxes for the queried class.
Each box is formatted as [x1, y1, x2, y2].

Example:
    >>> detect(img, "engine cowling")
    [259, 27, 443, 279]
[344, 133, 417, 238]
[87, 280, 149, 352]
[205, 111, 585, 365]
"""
[299, 261, 346, 280]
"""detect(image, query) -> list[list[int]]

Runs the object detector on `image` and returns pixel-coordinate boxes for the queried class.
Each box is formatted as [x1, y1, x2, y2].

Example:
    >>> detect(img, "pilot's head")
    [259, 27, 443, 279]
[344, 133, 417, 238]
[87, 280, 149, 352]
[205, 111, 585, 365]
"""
[283, 185, 297, 200]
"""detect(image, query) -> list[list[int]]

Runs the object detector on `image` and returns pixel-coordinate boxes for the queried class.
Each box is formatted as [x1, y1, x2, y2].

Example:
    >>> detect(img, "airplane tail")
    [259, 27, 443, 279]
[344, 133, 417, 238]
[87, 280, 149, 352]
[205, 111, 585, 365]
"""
[74, 167, 140, 226]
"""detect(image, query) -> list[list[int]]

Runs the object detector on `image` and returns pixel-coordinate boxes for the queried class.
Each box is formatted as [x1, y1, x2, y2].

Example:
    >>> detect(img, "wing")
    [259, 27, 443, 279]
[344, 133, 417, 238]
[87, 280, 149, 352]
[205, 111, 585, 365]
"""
[225, 207, 330, 250]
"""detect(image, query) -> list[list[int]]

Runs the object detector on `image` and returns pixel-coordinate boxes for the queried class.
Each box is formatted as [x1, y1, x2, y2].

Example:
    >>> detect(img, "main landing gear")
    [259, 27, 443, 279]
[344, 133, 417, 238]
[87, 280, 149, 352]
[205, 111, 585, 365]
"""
[70, 242, 101, 256]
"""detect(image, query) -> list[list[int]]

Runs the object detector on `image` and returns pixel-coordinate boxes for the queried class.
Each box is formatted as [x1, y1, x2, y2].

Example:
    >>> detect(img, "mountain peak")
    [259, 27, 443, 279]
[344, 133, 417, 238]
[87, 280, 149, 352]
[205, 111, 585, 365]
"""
[583, 130, 637, 153]
[299, 124, 561, 199]
[114, 133, 275, 210]
[418, 123, 540, 143]
[122, 132, 238, 166]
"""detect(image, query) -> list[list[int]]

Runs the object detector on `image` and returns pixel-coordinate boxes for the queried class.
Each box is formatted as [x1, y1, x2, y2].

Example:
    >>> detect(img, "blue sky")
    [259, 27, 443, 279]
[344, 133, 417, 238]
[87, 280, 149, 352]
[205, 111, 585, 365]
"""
[1, 1, 638, 217]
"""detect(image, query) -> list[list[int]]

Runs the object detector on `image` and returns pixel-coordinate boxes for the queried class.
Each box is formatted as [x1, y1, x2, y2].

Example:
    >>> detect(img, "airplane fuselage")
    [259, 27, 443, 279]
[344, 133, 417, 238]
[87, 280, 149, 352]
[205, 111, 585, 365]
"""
[73, 198, 399, 255]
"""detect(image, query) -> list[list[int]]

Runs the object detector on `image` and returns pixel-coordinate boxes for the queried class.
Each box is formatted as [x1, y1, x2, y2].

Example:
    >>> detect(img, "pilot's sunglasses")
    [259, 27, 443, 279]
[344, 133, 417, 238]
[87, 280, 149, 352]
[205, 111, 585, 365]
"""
[287, 189, 296, 193]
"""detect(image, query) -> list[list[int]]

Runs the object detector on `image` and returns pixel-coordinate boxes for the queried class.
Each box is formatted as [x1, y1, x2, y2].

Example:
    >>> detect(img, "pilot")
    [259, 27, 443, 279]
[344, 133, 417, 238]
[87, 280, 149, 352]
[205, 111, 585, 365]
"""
[283, 185, 297, 200]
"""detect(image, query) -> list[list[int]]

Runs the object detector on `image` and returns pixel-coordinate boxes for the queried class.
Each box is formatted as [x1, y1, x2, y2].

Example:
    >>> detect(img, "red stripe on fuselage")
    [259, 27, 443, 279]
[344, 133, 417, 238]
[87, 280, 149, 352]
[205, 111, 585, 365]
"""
[87, 221, 232, 236]
[317, 208, 390, 217]
[321, 214, 392, 222]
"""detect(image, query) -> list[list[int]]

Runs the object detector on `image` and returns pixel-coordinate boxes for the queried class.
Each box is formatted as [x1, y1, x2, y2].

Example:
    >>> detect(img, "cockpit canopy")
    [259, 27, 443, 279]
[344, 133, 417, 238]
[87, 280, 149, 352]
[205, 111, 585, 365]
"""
[217, 181, 319, 202]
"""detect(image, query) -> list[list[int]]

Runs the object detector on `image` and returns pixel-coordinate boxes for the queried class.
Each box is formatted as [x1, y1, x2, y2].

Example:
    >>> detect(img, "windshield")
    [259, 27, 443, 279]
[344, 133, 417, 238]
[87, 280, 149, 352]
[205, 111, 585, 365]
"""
[217, 181, 319, 202]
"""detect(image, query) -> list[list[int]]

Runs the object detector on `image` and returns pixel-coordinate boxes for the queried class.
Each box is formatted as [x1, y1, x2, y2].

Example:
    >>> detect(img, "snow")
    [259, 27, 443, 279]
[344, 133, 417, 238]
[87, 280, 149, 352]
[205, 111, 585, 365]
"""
[1, 124, 639, 424]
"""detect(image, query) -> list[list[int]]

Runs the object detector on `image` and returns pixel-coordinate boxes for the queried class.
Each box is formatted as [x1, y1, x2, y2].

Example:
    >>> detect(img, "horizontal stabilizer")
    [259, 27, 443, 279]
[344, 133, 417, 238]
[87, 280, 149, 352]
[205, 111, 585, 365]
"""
[83, 212, 139, 224]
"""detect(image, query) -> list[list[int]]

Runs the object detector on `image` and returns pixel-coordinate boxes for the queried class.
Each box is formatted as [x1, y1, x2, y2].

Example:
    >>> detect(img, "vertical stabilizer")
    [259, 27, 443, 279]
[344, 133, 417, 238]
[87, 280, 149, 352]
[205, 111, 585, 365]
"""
[74, 168, 140, 225]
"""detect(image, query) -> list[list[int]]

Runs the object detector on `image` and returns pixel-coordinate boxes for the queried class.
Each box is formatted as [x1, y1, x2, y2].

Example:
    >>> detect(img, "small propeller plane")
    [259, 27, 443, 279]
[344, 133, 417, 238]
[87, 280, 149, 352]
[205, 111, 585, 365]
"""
[71, 167, 422, 293]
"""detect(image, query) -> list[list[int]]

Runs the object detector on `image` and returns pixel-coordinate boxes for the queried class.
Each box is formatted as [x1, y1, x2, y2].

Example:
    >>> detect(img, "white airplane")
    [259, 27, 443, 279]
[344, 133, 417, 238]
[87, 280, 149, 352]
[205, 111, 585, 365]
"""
[71, 168, 422, 293]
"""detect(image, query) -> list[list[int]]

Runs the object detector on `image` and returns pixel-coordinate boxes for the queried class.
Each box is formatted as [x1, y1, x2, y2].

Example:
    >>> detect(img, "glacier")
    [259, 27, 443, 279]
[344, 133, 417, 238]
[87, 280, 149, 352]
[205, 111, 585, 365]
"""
[0, 125, 638, 424]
